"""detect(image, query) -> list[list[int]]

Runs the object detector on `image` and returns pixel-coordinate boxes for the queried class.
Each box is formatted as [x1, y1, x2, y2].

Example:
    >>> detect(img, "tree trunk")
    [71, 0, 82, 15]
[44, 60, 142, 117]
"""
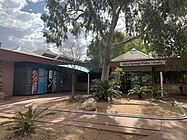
[71, 70, 75, 99]
[101, 45, 112, 81]
[101, 3, 120, 81]
[138, 93, 143, 99]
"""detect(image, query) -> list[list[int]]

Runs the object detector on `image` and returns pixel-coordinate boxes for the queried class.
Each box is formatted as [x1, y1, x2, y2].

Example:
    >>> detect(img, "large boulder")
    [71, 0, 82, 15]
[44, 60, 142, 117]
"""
[81, 98, 97, 111]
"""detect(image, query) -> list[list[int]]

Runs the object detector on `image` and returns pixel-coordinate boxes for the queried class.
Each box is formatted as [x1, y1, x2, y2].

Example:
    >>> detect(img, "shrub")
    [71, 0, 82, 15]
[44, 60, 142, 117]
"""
[147, 85, 168, 99]
[1, 106, 54, 136]
[110, 67, 124, 81]
[91, 79, 122, 101]
[127, 85, 148, 99]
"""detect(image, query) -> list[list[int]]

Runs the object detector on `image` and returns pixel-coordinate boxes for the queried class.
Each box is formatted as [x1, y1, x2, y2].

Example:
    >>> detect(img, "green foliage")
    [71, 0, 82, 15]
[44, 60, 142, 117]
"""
[42, 0, 135, 39]
[42, 0, 142, 80]
[87, 32, 127, 70]
[128, 85, 168, 100]
[147, 85, 168, 99]
[91, 79, 122, 101]
[42, 0, 187, 80]
[139, 0, 187, 58]
[87, 36, 105, 70]
[128, 85, 148, 99]
[1, 106, 54, 136]
[110, 67, 124, 82]
[87, 32, 152, 70]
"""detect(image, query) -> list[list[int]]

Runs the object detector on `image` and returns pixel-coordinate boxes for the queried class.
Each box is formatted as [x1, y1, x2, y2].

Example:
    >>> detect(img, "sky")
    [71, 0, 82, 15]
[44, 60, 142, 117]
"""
[0, 0, 125, 54]
[0, 0, 48, 50]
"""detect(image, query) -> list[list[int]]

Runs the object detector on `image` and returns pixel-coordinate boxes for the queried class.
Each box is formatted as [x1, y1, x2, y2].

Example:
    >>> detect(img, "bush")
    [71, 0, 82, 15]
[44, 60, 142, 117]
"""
[1, 106, 54, 136]
[90, 79, 122, 101]
[128, 85, 148, 99]
[147, 85, 168, 99]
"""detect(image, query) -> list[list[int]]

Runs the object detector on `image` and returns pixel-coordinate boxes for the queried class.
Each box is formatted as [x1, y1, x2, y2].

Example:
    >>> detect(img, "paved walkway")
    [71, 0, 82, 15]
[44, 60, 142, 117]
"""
[0, 93, 187, 140]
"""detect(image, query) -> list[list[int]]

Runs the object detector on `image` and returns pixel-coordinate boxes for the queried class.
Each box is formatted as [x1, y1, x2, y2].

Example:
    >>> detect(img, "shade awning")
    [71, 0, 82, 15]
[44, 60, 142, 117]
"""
[58, 64, 92, 73]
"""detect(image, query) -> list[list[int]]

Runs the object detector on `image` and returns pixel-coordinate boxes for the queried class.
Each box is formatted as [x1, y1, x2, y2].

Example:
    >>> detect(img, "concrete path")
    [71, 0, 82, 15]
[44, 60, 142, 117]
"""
[43, 111, 162, 136]
[0, 94, 187, 140]
[142, 95, 187, 140]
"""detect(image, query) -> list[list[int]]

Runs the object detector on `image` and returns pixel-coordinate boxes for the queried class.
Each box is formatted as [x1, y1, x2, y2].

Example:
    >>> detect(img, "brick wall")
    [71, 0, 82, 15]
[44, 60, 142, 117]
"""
[0, 60, 14, 97]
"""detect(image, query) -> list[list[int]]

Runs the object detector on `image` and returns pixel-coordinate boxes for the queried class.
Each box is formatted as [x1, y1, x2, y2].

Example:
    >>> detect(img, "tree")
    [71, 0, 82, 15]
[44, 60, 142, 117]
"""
[60, 40, 85, 100]
[87, 32, 151, 70]
[87, 32, 126, 70]
[139, 0, 187, 58]
[42, 0, 187, 81]
[41, 0, 140, 81]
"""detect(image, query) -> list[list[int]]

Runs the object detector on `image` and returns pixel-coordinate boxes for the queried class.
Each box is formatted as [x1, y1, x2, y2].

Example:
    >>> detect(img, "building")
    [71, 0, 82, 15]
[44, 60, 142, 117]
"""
[0, 47, 92, 98]
[111, 48, 187, 94]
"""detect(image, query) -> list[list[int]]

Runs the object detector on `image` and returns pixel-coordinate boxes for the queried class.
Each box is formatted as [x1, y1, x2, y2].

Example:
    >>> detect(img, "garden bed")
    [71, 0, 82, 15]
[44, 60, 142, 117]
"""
[37, 95, 183, 117]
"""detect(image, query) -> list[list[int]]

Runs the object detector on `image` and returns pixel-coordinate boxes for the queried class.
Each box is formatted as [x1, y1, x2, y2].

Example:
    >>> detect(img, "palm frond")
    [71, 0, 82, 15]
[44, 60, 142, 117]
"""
[91, 79, 122, 101]
[1, 105, 55, 136]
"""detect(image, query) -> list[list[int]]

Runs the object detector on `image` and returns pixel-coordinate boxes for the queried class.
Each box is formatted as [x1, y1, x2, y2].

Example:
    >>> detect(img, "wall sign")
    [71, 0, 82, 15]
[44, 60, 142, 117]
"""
[120, 60, 166, 67]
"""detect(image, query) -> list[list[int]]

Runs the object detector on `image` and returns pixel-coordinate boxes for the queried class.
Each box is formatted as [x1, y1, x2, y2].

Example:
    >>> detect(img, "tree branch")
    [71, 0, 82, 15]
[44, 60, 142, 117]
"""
[112, 35, 141, 47]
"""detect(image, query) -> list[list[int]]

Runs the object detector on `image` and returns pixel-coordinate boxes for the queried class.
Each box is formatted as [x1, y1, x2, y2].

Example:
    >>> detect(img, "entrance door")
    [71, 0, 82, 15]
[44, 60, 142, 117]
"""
[121, 73, 131, 92]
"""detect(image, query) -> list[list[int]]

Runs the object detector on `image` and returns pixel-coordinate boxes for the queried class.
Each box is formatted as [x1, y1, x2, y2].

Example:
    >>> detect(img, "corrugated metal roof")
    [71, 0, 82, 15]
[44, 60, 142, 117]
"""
[12, 46, 37, 55]
[111, 48, 153, 62]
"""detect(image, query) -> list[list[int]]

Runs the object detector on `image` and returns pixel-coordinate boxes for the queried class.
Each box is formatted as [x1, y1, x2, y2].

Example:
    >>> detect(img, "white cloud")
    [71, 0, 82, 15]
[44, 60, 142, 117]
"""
[0, 0, 125, 57]
[0, 0, 46, 50]
[29, 0, 43, 3]
[0, 0, 27, 11]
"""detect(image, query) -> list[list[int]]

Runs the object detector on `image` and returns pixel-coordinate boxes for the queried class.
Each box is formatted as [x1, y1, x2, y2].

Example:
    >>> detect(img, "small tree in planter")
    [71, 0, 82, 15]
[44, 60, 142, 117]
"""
[127, 85, 148, 99]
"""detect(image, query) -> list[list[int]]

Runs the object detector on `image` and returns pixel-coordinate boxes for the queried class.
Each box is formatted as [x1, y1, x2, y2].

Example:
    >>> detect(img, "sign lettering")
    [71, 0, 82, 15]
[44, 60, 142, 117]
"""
[120, 60, 166, 67]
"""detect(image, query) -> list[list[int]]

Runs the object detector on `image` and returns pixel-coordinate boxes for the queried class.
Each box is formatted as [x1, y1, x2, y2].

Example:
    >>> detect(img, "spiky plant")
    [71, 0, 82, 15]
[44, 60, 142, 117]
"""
[147, 85, 168, 99]
[1, 106, 54, 136]
[91, 79, 122, 101]
[128, 85, 148, 99]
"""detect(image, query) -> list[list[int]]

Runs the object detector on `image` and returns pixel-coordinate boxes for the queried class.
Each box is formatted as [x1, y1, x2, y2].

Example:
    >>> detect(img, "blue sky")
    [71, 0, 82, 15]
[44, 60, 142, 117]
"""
[21, 0, 46, 14]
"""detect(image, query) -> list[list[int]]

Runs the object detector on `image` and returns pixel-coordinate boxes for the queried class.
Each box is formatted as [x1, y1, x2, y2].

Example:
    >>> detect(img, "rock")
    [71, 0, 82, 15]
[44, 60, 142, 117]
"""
[81, 98, 97, 111]
[24, 103, 33, 108]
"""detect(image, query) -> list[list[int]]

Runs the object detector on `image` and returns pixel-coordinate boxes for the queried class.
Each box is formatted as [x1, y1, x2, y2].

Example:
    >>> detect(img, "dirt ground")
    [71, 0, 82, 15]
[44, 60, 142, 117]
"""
[0, 94, 183, 140]
[38, 95, 183, 116]
[0, 123, 143, 140]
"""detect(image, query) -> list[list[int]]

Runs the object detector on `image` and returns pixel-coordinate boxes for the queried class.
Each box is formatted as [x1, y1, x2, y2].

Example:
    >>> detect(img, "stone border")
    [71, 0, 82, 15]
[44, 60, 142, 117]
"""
[39, 101, 187, 120]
